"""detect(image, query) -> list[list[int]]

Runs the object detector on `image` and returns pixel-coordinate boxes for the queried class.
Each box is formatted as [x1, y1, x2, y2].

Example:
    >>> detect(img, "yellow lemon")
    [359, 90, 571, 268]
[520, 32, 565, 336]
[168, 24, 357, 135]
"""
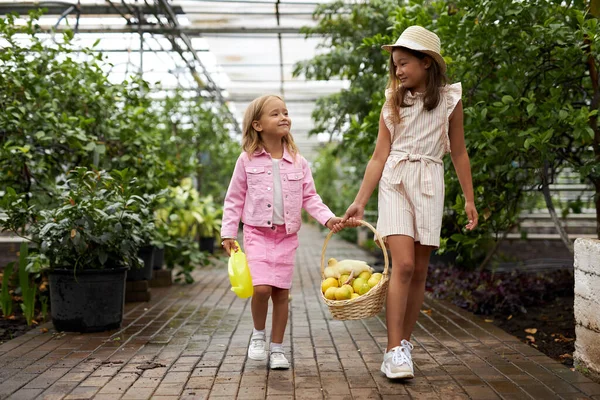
[324, 287, 337, 300]
[358, 271, 372, 281]
[341, 284, 354, 294]
[335, 286, 352, 300]
[368, 273, 383, 288]
[358, 283, 371, 295]
[352, 278, 367, 293]
[321, 277, 339, 294]
[350, 293, 360, 299]
[338, 274, 351, 286]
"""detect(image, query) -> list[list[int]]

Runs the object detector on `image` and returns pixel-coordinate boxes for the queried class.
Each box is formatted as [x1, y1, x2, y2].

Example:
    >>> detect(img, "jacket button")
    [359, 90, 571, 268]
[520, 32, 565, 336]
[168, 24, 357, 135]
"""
[286, 211, 289, 214]
[267, 221, 271, 225]
[267, 187, 271, 191]
[253, 168, 257, 172]
[268, 171, 271, 175]
[285, 195, 288, 199]
[267, 204, 271, 208]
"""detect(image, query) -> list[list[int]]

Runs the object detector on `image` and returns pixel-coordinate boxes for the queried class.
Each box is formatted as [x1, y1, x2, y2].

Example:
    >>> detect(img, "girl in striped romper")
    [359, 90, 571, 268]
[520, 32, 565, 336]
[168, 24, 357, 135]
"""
[340, 26, 479, 379]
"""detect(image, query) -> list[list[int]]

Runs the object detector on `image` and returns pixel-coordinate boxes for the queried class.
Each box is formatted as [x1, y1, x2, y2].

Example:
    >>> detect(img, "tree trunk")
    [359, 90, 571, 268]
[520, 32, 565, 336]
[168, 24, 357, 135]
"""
[479, 228, 511, 271]
[541, 161, 574, 253]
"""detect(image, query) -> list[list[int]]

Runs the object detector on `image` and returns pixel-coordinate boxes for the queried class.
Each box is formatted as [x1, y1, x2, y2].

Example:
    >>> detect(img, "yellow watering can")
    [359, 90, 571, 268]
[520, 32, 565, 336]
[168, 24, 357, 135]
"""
[228, 241, 253, 298]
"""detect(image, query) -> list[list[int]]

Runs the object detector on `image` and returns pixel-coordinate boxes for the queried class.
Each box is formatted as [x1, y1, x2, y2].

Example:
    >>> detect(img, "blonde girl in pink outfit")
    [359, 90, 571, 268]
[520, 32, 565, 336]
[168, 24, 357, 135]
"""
[221, 94, 342, 369]
[339, 26, 479, 379]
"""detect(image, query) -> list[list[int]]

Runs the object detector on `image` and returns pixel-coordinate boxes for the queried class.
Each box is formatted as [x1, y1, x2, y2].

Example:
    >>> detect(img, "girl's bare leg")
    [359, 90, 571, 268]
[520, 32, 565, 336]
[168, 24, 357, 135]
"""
[385, 235, 416, 351]
[401, 243, 434, 340]
[270, 287, 289, 343]
[251, 285, 272, 331]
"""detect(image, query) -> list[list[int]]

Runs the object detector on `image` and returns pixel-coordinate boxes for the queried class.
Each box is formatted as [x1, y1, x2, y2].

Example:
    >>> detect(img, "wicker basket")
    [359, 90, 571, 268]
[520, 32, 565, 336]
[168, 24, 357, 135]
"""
[320, 220, 389, 320]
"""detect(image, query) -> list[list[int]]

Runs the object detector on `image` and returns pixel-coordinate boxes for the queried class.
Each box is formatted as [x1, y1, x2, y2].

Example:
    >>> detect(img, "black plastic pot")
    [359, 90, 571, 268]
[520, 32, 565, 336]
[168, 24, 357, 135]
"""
[127, 246, 154, 281]
[152, 247, 165, 270]
[48, 267, 128, 333]
[199, 236, 215, 254]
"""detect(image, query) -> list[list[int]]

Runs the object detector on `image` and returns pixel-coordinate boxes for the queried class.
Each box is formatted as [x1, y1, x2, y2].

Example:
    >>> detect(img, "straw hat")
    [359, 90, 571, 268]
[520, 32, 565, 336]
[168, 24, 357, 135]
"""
[382, 25, 446, 73]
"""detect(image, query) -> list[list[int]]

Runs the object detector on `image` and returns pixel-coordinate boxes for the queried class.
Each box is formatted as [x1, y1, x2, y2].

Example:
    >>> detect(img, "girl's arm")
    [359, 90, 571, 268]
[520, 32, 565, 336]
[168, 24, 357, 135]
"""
[448, 100, 478, 230]
[221, 154, 248, 240]
[343, 111, 391, 221]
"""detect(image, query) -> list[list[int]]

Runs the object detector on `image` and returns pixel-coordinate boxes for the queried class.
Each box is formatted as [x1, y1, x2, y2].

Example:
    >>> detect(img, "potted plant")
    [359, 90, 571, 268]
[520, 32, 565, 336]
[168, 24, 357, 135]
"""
[154, 179, 210, 283]
[150, 222, 170, 270]
[197, 195, 222, 254]
[28, 167, 149, 332]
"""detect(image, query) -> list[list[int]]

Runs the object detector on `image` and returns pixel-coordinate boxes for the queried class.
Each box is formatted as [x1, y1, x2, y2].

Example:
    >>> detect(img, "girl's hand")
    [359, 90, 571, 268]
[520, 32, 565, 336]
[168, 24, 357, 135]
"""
[465, 201, 478, 231]
[326, 217, 345, 233]
[221, 238, 239, 256]
[342, 202, 364, 227]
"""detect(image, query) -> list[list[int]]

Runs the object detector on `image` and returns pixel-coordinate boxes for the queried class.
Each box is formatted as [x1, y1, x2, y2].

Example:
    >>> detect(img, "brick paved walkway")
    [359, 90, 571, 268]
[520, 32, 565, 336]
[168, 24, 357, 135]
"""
[1, 224, 599, 400]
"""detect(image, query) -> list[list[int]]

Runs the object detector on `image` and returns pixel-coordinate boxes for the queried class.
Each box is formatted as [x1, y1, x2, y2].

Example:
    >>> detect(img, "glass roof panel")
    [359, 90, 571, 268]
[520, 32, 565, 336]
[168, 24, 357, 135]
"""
[0, 0, 347, 160]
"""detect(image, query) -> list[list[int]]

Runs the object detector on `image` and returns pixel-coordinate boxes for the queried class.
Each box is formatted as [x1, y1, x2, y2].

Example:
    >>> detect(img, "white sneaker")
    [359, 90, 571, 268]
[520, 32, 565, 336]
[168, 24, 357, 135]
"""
[401, 339, 414, 360]
[269, 350, 290, 369]
[380, 345, 414, 379]
[248, 333, 267, 361]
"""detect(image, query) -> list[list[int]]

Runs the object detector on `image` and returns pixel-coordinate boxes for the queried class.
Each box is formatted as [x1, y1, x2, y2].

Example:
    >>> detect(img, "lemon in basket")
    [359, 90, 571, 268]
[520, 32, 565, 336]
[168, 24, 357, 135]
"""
[324, 287, 337, 300]
[368, 273, 383, 288]
[358, 271, 372, 281]
[352, 278, 367, 293]
[335, 285, 353, 300]
[321, 277, 338, 294]
[338, 274, 351, 287]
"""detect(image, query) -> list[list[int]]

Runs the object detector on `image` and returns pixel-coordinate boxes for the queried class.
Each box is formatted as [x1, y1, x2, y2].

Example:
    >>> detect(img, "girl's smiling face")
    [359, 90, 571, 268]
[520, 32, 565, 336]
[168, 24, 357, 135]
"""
[392, 48, 431, 93]
[253, 97, 291, 138]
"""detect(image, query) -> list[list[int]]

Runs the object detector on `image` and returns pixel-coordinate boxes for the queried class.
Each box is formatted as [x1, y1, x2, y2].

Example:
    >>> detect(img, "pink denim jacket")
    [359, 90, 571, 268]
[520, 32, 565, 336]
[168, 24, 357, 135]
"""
[221, 147, 335, 238]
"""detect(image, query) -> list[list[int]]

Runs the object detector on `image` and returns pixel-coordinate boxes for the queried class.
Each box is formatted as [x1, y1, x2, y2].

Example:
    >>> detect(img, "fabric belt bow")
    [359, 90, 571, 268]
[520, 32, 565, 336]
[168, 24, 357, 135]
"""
[387, 151, 443, 196]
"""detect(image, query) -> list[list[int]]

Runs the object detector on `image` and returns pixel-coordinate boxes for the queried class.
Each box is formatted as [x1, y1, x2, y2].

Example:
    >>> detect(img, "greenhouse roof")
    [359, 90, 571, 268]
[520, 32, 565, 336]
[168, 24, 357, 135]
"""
[0, 0, 348, 160]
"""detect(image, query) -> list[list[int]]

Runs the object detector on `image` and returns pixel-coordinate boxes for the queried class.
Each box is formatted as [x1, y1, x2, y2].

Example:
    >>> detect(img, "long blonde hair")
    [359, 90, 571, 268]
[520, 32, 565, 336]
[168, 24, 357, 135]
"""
[242, 94, 299, 158]
[387, 48, 447, 124]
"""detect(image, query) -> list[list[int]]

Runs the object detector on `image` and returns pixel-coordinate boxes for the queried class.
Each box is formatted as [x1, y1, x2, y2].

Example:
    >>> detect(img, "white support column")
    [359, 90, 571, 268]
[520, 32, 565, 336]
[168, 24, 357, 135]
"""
[574, 238, 600, 379]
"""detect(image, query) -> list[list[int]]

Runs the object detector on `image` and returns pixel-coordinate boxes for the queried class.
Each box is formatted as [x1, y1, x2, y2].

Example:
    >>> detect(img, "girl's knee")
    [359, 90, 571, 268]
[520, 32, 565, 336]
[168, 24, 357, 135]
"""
[393, 260, 415, 283]
[412, 266, 428, 283]
[271, 288, 289, 303]
[253, 285, 272, 299]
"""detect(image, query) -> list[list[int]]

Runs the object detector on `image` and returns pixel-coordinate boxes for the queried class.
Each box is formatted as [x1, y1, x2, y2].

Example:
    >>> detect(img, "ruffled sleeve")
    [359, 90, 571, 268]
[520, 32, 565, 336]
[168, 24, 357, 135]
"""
[445, 82, 462, 119]
[382, 88, 396, 136]
[441, 83, 462, 154]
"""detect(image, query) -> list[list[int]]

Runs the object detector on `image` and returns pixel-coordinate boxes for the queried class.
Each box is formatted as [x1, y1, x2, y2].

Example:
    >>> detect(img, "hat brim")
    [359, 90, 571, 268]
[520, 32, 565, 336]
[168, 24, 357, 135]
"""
[382, 43, 446, 74]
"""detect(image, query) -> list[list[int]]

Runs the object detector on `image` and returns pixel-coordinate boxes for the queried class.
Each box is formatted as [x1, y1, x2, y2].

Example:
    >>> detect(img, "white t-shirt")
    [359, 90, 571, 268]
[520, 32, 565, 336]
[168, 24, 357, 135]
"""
[271, 158, 285, 225]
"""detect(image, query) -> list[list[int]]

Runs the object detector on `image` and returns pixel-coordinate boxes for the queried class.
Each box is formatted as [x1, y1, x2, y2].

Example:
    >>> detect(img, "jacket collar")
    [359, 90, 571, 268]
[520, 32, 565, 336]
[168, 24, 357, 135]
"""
[253, 145, 294, 164]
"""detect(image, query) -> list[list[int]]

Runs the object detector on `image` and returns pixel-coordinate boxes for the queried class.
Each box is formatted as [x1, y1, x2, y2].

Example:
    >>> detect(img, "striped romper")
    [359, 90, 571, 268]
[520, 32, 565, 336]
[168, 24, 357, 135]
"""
[376, 83, 462, 247]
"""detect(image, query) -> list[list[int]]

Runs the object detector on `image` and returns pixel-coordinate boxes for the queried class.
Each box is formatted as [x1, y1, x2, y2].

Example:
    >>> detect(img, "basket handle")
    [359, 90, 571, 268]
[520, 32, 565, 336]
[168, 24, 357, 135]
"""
[320, 220, 389, 278]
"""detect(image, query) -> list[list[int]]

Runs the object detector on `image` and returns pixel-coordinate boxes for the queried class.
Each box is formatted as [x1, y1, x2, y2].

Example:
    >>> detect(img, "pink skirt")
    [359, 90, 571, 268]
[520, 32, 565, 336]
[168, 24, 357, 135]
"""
[242, 224, 299, 289]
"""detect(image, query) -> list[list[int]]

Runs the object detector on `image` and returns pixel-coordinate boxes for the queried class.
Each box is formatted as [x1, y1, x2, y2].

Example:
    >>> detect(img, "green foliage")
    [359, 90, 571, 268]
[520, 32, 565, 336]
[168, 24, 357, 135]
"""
[0, 12, 239, 282]
[297, 0, 600, 266]
[0, 12, 123, 206]
[156, 178, 222, 240]
[155, 179, 219, 282]
[17, 243, 36, 326]
[157, 93, 239, 204]
[30, 167, 151, 271]
[312, 143, 375, 216]
[1, 263, 14, 318]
